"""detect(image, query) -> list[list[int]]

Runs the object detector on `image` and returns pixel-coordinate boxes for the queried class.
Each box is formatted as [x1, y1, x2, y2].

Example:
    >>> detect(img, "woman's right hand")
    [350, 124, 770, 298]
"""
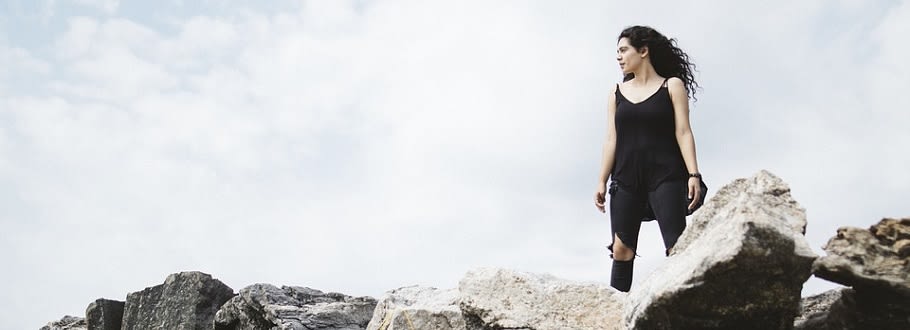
[594, 183, 606, 213]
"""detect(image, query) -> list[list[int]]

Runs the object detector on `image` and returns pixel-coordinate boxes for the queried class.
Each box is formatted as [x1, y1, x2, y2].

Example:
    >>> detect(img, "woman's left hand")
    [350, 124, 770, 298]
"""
[687, 177, 702, 211]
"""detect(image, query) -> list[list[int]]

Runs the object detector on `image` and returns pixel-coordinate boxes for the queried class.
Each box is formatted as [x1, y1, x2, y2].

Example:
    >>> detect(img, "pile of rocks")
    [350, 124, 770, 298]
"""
[41, 171, 909, 329]
[42, 271, 376, 330]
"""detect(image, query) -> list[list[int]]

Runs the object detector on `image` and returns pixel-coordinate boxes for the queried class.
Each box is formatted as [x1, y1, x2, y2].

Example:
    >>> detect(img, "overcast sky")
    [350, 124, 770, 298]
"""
[2, 0, 909, 328]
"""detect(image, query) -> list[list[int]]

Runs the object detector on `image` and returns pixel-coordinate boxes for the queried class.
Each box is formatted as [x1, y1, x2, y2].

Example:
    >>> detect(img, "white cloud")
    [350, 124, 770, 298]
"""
[54, 16, 100, 59]
[0, 42, 52, 84]
[72, 0, 119, 14]
[2, 1, 909, 328]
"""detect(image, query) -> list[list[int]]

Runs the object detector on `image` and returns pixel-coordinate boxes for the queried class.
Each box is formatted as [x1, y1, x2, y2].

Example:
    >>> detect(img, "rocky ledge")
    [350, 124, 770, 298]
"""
[42, 171, 909, 329]
[795, 217, 910, 329]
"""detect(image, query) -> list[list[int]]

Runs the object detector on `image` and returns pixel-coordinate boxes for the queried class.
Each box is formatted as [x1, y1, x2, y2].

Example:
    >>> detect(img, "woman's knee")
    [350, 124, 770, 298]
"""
[612, 234, 635, 261]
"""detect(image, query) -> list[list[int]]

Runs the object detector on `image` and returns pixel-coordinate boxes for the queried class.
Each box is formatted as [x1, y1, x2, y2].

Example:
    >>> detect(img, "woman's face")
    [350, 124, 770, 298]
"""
[616, 37, 645, 75]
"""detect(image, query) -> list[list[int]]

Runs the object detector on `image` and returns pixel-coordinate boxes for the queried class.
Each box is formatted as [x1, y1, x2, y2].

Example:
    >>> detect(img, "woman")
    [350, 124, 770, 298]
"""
[593, 25, 703, 292]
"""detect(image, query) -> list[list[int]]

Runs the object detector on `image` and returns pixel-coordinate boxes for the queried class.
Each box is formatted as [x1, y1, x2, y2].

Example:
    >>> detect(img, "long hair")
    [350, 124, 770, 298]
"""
[619, 25, 700, 102]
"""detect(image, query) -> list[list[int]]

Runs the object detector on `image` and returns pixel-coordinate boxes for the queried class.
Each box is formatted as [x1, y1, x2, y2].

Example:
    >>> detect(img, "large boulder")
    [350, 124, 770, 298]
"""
[40, 315, 87, 330]
[802, 217, 910, 329]
[458, 268, 627, 330]
[366, 285, 466, 330]
[85, 298, 124, 330]
[213, 284, 376, 330]
[121, 271, 235, 330]
[625, 170, 817, 329]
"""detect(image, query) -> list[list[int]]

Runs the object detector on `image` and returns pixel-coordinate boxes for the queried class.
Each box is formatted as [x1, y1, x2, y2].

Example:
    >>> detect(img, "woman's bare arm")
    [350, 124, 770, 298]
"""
[599, 84, 619, 185]
[595, 84, 618, 213]
[668, 77, 702, 209]
[668, 77, 698, 174]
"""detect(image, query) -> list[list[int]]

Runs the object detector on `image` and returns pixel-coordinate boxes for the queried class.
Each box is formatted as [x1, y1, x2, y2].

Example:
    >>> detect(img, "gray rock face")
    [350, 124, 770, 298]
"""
[366, 286, 465, 330]
[86, 298, 125, 330]
[213, 283, 377, 330]
[793, 287, 910, 329]
[40, 315, 87, 330]
[121, 271, 235, 330]
[458, 268, 627, 330]
[793, 288, 855, 329]
[626, 170, 817, 329]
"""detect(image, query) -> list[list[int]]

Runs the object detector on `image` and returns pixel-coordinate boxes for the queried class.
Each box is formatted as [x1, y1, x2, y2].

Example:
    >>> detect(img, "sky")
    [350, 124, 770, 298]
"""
[2, 0, 909, 328]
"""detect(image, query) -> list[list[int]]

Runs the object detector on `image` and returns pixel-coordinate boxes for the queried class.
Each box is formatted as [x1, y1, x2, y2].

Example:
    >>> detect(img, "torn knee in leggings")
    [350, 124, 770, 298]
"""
[608, 232, 639, 260]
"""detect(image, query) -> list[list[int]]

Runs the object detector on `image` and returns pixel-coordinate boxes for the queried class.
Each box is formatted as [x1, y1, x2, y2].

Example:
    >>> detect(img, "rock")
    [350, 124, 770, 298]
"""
[626, 170, 817, 329]
[366, 285, 466, 330]
[802, 217, 910, 329]
[793, 287, 910, 329]
[86, 298, 125, 330]
[121, 271, 235, 330]
[40, 315, 87, 330]
[213, 283, 376, 330]
[813, 217, 910, 295]
[458, 268, 626, 330]
[847, 288, 910, 329]
[671, 170, 809, 254]
[793, 288, 856, 329]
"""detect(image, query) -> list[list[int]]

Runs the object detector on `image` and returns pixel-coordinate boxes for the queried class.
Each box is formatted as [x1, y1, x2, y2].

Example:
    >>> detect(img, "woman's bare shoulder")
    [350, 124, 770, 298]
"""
[666, 77, 686, 97]
[667, 77, 684, 87]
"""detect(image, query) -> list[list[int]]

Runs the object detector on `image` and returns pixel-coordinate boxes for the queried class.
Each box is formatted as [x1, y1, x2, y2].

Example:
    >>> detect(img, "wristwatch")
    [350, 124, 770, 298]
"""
[688, 172, 702, 179]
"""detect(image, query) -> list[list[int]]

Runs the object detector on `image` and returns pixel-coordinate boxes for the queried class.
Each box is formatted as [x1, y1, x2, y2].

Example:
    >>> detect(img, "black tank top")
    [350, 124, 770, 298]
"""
[612, 78, 687, 192]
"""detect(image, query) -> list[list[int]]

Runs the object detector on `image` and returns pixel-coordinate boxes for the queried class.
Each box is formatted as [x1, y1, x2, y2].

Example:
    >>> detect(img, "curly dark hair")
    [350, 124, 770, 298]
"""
[619, 25, 700, 102]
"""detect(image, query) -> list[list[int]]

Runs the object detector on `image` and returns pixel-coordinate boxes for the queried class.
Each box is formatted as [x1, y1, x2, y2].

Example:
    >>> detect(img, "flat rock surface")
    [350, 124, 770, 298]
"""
[366, 285, 465, 330]
[459, 267, 626, 330]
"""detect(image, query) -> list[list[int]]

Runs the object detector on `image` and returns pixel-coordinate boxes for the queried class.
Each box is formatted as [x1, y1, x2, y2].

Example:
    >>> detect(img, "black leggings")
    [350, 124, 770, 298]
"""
[608, 178, 688, 291]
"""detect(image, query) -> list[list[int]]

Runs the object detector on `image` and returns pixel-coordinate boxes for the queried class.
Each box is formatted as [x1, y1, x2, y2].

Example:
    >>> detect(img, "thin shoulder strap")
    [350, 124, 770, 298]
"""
[615, 83, 621, 104]
[661, 77, 670, 87]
